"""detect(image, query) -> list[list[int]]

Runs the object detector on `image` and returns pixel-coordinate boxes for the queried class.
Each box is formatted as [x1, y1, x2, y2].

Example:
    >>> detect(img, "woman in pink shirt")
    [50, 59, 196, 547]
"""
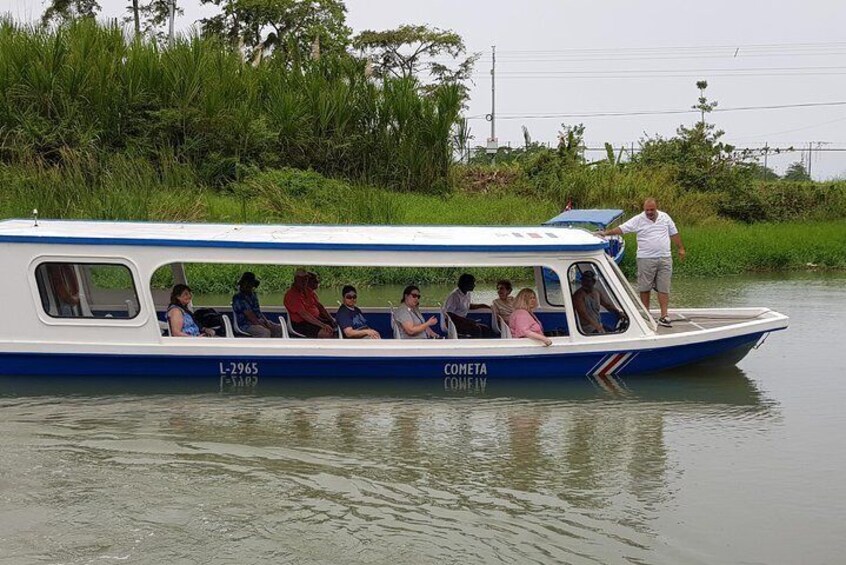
[508, 289, 553, 346]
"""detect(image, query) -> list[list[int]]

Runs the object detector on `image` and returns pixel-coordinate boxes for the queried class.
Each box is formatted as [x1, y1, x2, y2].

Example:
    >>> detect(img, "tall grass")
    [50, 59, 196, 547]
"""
[620, 221, 846, 277]
[0, 18, 462, 192]
[2, 159, 843, 291]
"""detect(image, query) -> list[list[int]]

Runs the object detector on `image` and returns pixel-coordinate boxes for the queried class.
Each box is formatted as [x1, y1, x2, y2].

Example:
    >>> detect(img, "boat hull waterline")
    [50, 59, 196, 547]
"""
[0, 331, 769, 380]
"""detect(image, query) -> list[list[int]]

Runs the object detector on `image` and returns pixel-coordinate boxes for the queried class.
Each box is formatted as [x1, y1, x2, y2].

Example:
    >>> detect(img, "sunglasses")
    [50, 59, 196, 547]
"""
[344, 294, 357, 299]
[409, 293, 421, 299]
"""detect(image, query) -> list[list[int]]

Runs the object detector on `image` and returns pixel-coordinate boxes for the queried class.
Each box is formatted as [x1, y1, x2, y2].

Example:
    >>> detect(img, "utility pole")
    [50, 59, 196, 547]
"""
[763, 143, 769, 179]
[490, 45, 496, 144]
[168, 0, 176, 47]
[131, 0, 140, 37]
[485, 46, 498, 160]
[807, 141, 813, 179]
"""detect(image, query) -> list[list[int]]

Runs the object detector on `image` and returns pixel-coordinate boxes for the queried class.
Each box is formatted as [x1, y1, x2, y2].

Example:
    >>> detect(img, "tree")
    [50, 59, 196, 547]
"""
[124, 1, 184, 43]
[41, 0, 100, 26]
[200, 0, 350, 62]
[634, 81, 748, 193]
[352, 25, 477, 94]
[784, 161, 811, 181]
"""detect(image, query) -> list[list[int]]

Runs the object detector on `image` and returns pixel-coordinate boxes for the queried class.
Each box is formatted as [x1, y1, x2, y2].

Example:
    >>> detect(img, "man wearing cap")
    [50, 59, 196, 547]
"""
[598, 198, 686, 327]
[232, 272, 283, 338]
[571, 270, 627, 334]
[283, 270, 336, 339]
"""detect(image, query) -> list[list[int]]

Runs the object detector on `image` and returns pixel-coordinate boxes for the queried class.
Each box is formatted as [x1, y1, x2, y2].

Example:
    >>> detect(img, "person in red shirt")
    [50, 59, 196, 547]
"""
[283, 270, 336, 338]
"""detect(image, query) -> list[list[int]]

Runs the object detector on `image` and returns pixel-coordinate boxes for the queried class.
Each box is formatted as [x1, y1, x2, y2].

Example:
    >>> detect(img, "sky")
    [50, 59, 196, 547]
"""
[3, 0, 846, 179]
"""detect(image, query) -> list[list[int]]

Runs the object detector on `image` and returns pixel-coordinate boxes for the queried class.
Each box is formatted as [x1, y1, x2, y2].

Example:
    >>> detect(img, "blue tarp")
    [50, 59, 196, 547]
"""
[543, 209, 624, 228]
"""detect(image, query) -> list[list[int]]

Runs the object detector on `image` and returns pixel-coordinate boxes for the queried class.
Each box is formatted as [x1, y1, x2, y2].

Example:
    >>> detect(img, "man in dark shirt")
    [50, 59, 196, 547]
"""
[336, 285, 380, 339]
[232, 272, 282, 337]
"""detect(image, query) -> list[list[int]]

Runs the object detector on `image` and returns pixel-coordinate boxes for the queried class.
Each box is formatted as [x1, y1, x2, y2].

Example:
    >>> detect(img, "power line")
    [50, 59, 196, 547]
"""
[474, 41, 846, 56]
[472, 65, 846, 75]
[465, 101, 846, 120]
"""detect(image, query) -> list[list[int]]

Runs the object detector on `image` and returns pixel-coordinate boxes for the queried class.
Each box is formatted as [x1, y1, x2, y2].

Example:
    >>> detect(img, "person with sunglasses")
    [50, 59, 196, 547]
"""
[336, 285, 380, 339]
[395, 285, 439, 339]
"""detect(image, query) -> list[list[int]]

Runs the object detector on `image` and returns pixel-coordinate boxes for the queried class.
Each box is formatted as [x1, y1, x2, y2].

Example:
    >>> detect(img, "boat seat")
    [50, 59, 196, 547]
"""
[281, 310, 307, 338]
[221, 315, 234, 338]
[443, 311, 458, 340]
[388, 302, 404, 339]
[498, 315, 512, 339]
[159, 320, 170, 336]
[229, 311, 252, 337]
[276, 316, 290, 339]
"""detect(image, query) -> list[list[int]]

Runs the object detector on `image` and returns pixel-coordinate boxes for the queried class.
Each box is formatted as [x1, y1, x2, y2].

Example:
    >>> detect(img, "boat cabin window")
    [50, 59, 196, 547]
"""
[35, 262, 140, 320]
[568, 261, 628, 336]
[541, 267, 566, 307]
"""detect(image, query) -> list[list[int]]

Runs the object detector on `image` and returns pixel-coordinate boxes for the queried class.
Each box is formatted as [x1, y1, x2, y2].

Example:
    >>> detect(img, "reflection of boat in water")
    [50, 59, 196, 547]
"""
[0, 219, 787, 379]
[0, 364, 770, 411]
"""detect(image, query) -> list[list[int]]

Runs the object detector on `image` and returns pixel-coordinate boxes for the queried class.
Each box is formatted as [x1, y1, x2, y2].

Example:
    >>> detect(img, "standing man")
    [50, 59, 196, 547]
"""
[598, 198, 685, 327]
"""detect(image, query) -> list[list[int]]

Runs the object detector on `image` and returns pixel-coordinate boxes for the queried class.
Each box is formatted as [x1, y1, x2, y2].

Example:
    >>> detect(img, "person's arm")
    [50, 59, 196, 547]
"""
[401, 314, 437, 336]
[300, 310, 332, 330]
[316, 302, 336, 326]
[168, 309, 190, 337]
[597, 226, 623, 237]
[243, 308, 263, 326]
[523, 330, 552, 346]
[343, 327, 380, 339]
[671, 233, 686, 261]
[598, 292, 625, 317]
[469, 303, 489, 310]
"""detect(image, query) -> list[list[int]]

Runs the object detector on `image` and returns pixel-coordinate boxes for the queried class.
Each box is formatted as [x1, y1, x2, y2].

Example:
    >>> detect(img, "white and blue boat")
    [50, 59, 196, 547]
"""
[0, 218, 788, 383]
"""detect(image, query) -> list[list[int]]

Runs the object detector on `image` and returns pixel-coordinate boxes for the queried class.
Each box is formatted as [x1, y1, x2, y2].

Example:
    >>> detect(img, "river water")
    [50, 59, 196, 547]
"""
[1, 274, 844, 564]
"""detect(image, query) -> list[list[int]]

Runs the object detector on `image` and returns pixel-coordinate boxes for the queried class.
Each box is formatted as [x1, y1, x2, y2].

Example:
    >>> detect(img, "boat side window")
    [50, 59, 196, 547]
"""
[34, 262, 140, 320]
[568, 261, 628, 336]
[541, 267, 566, 307]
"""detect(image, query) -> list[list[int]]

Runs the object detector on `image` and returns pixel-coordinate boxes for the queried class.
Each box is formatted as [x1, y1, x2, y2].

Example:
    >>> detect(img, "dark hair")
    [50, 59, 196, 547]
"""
[496, 279, 513, 292]
[457, 273, 475, 289]
[342, 285, 356, 297]
[169, 284, 193, 309]
[401, 285, 420, 303]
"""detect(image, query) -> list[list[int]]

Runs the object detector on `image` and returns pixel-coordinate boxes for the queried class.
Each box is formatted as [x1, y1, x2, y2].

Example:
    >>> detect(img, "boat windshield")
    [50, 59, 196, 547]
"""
[605, 255, 656, 331]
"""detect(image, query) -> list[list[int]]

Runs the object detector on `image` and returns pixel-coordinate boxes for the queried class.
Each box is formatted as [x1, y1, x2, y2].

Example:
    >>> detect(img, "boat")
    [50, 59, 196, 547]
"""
[544, 209, 626, 263]
[0, 218, 788, 382]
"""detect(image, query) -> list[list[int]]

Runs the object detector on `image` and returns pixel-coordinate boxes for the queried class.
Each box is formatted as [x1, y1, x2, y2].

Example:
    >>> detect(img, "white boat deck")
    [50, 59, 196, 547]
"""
[654, 309, 776, 336]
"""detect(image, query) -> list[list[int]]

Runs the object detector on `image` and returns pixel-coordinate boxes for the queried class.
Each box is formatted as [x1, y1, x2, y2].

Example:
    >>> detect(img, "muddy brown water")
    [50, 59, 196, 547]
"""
[1, 273, 844, 564]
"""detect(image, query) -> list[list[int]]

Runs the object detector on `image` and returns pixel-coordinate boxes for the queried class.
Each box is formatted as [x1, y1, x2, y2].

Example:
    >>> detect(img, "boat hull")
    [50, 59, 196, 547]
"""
[0, 331, 767, 380]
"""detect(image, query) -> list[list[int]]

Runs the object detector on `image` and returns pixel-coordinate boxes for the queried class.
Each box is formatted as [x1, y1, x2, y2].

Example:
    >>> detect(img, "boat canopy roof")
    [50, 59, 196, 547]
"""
[0, 219, 608, 253]
[543, 209, 624, 228]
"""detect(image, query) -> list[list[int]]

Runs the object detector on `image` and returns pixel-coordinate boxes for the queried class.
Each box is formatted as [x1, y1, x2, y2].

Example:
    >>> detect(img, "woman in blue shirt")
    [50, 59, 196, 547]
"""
[335, 285, 381, 339]
[167, 284, 215, 337]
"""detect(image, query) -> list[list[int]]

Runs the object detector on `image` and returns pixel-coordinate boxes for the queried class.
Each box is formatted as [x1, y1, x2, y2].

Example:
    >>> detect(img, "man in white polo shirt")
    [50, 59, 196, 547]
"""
[598, 198, 686, 327]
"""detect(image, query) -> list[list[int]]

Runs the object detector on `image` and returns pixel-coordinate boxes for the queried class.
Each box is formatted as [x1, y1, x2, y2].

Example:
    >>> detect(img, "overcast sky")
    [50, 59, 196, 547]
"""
[3, 0, 846, 178]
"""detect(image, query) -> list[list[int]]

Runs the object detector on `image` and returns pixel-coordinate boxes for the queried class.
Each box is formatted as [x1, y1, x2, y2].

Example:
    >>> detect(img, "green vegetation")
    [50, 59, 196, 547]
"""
[0, 18, 461, 193]
[0, 16, 844, 294]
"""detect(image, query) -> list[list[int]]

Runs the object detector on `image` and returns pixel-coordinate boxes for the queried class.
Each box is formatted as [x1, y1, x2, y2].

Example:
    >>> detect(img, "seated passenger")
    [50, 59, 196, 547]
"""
[508, 288, 552, 346]
[283, 270, 336, 339]
[395, 285, 439, 339]
[307, 271, 338, 328]
[336, 285, 380, 339]
[232, 272, 283, 338]
[46, 263, 81, 317]
[443, 273, 493, 338]
[571, 270, 627, 334]
[168, 284, 215, 337]
[491, 279, 516, 323]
